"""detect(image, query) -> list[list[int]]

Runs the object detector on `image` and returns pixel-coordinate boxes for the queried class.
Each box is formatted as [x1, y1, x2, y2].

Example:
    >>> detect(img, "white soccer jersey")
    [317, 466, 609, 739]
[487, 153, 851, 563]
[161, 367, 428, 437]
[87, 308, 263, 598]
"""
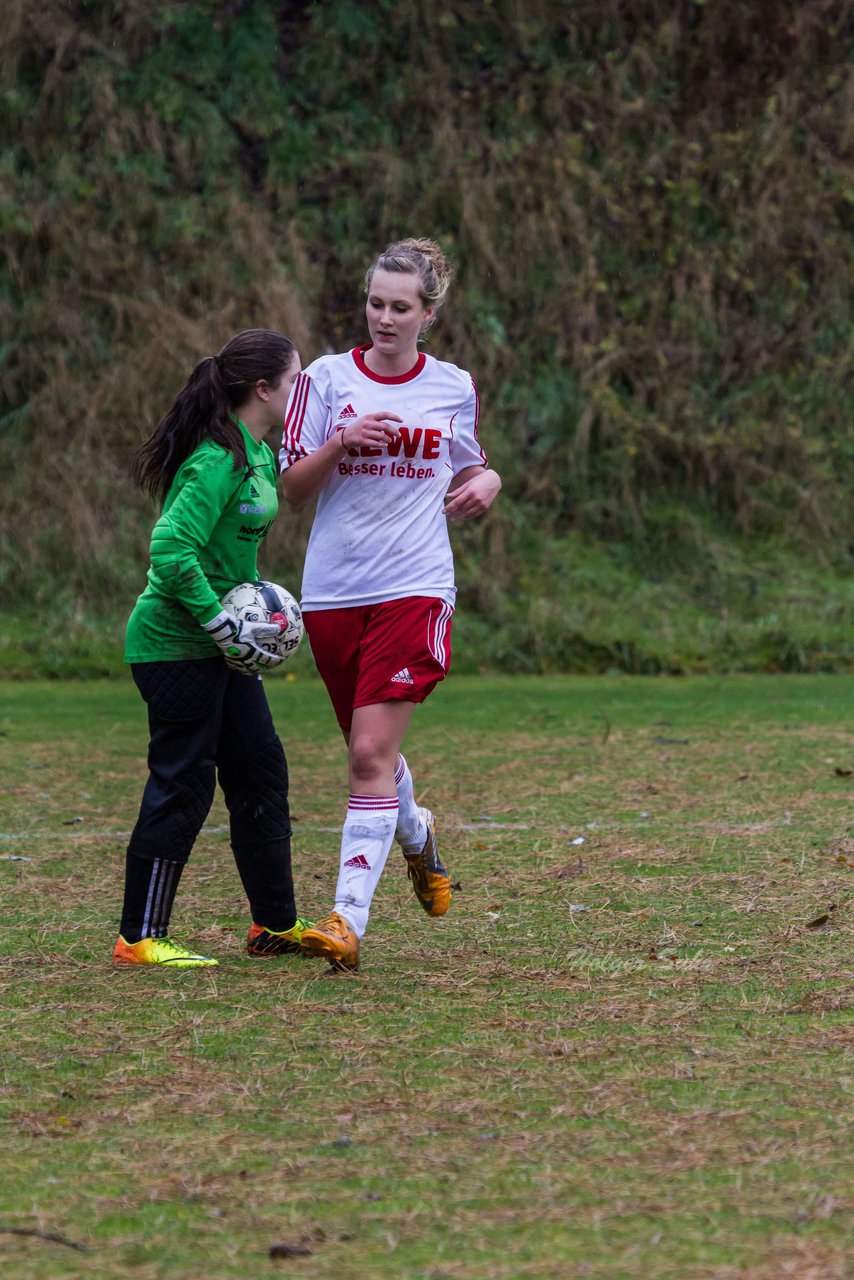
[280, 345, 487, 610]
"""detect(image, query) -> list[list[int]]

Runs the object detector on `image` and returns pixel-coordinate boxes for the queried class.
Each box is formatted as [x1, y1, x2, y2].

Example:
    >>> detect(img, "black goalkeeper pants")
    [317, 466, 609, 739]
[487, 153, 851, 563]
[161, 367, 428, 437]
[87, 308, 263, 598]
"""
[124, 658, 296, 930]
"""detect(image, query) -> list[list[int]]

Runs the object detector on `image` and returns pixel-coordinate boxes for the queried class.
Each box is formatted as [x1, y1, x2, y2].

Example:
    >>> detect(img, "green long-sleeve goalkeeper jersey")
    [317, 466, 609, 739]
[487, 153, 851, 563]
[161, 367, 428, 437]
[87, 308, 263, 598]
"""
[124, 422, 279, 663]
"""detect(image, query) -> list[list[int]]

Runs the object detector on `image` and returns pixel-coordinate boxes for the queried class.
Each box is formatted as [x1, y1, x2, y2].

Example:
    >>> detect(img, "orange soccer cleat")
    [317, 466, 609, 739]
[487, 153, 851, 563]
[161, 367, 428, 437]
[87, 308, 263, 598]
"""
[300, 912, 360, 971]
[246, 917, 314, 957]
[403, 809, 451, 917]
[112, 935, 218, 968]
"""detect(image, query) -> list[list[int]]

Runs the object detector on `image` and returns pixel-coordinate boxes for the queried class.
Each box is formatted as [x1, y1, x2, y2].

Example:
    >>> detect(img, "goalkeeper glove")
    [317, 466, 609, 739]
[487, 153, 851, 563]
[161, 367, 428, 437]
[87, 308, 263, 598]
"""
[201, 610, 283, 675]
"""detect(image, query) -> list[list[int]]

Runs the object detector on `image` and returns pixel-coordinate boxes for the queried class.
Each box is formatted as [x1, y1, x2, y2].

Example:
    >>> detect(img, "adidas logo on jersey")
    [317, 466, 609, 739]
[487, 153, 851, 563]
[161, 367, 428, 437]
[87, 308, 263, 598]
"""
[344, 853, 371, 870]
[338, 403, 357, 419]
[390, 667, 415, 685]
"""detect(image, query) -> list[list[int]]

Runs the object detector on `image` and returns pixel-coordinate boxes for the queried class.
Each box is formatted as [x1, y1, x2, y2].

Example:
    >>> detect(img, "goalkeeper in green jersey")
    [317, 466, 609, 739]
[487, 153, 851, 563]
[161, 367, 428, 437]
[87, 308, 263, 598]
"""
[114, 329, 313, 968]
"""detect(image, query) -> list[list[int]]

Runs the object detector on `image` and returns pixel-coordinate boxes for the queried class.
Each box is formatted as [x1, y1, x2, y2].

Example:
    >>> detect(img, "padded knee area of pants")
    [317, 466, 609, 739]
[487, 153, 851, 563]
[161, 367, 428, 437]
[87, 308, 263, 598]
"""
[130, 765, 216, 863]
[171, 767, 217, 856]
[220, 736, 291, 845]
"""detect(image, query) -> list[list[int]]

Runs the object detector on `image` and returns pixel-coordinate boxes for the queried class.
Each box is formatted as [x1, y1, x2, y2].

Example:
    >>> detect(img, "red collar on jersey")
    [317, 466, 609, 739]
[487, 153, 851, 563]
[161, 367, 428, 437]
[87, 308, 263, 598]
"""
[351, 344, 426, 384]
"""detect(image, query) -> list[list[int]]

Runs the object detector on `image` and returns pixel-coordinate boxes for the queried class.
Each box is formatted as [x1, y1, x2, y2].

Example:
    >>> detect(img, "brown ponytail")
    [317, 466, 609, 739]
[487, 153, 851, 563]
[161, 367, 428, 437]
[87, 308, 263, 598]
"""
[132, 329, 296, 504]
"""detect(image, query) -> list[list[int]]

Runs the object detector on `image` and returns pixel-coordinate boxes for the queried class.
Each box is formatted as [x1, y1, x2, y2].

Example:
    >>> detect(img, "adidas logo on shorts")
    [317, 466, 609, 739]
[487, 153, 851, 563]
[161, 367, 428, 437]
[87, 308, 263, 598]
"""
[390, 668, 415, 685]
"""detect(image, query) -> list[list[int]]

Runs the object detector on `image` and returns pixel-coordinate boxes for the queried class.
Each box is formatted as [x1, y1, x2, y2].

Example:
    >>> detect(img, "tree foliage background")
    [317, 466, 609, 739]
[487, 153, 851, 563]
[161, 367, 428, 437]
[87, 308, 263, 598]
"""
[1, 0, 852, 672]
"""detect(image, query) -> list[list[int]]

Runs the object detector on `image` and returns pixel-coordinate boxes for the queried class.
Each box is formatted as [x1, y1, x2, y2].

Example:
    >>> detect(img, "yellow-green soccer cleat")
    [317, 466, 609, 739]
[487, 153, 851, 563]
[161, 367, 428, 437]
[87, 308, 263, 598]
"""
[112, 935, 218, 968]
[300, 912, 360, 971]
[246, 917, 315, 957]
[403, 809, 451, 917]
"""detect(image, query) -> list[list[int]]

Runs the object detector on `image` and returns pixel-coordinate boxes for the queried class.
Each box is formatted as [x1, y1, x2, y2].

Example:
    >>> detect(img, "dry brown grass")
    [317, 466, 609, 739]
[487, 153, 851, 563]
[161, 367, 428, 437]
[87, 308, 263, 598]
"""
[1, 674, 852, 1277]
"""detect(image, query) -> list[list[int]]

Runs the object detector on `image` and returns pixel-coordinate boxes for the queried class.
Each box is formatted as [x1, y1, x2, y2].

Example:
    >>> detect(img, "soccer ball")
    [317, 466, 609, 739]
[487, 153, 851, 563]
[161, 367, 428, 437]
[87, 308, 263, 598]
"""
[220, 581, 303, 665]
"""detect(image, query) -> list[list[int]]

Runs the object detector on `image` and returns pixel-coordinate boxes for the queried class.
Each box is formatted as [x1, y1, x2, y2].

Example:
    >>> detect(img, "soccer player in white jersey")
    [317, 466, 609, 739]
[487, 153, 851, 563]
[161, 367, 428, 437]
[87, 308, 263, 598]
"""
[279, 237, 501, 970]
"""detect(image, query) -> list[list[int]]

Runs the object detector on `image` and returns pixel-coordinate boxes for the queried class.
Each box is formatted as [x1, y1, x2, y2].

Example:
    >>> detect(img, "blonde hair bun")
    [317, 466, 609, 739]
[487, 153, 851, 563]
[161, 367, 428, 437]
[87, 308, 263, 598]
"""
[365, 237, 455, 317]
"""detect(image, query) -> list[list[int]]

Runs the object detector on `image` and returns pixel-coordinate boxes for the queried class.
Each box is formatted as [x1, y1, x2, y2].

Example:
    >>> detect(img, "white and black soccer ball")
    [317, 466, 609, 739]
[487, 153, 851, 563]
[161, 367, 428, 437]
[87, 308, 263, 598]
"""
[220, 581, 303, 665]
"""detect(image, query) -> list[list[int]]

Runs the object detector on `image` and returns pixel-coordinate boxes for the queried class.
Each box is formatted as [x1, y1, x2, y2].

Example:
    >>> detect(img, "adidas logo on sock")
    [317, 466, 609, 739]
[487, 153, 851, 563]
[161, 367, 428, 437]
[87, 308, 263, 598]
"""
[344, 853, 371, 870]
[390, 667, 415, 685]
[338, 403, 357, 419]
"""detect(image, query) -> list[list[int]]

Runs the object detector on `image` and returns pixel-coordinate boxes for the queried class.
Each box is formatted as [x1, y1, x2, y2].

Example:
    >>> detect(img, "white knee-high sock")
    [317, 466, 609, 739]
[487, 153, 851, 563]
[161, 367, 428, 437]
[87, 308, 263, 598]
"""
[394, 754, 427, 851]
[334, 794, 399, 937]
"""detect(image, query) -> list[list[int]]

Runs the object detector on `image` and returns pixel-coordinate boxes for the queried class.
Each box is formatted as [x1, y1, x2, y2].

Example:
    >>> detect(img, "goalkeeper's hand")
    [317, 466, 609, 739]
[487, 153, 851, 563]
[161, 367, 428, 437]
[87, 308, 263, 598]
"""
[201, 610, 284, 675]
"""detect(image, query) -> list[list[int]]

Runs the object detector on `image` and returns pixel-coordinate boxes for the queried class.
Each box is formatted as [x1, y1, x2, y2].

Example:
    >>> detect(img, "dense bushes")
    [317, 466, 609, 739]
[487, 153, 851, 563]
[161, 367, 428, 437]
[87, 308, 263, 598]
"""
[1, 0, 851, 670]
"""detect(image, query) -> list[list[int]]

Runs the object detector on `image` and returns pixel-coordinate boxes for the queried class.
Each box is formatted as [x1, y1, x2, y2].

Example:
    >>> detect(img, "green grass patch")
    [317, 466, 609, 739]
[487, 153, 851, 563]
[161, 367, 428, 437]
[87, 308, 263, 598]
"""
[2, 532, 853, 680]
[0, 674, 852, 1278]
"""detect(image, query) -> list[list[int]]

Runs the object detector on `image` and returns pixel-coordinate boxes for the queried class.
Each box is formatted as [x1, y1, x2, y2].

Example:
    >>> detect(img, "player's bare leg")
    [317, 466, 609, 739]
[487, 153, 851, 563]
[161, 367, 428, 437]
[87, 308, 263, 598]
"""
[346, 700, 416, 795]
[348, 703, 451, 918]
[302, 701, 414, 968]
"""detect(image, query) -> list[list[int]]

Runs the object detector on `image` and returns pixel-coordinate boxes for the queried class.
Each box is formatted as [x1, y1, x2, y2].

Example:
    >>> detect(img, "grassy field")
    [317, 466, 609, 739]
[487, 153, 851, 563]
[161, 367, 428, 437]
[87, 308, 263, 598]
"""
[0, 673, 852, 1279]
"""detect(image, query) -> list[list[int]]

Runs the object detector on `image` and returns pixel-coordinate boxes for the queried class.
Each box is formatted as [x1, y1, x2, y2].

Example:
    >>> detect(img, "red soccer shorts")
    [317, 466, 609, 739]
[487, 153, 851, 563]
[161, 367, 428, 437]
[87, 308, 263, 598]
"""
[304, 596, 455, 732]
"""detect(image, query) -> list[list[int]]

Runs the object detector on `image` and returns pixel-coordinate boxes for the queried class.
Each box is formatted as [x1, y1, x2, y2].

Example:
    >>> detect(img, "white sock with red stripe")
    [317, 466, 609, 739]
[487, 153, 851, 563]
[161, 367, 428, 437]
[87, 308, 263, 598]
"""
[333, 793, 399, 937]
[394, 754, 427, 852]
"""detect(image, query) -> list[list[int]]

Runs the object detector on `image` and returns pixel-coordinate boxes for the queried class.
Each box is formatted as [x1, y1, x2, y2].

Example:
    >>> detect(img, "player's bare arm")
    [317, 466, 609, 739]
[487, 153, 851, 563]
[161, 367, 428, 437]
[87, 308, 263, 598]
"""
[443, 465, 502, 521]
[281, 412, 402, 508]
